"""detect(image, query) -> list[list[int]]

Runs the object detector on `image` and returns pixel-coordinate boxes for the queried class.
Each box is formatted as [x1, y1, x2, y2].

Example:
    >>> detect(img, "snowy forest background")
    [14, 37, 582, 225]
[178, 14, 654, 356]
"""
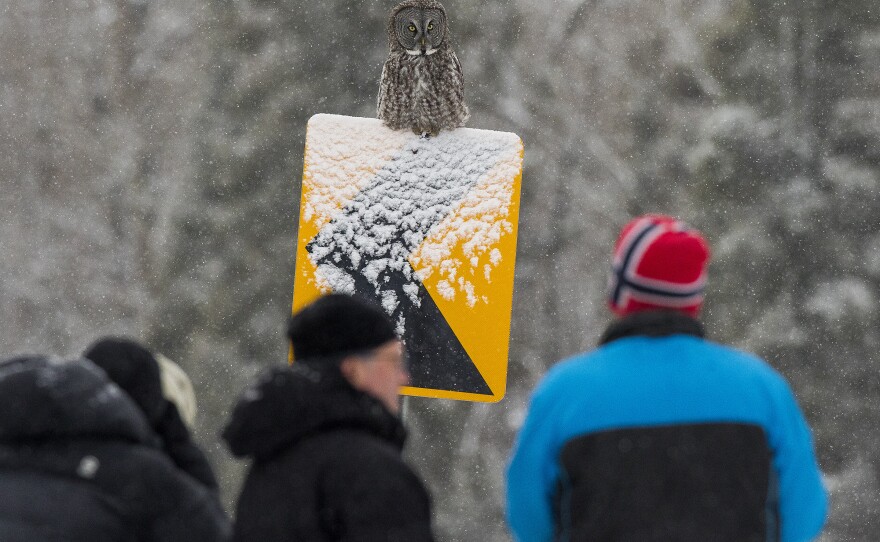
[2, 0, 879, 539]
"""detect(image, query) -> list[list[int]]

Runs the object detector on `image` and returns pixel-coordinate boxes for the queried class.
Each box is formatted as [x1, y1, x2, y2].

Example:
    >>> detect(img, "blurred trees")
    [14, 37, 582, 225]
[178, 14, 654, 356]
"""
[0, 0, 212, 354]
[620, 0, 880, 533]
[2, 0, 879, 539]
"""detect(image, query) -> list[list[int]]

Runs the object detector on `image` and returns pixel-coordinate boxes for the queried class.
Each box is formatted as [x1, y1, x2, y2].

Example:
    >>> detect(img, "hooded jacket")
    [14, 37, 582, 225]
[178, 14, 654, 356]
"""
[0, 356, 231, 542]
[223, 362, 434, 542]
[507, 311, 827, 542]
[83, 337, 219, 489]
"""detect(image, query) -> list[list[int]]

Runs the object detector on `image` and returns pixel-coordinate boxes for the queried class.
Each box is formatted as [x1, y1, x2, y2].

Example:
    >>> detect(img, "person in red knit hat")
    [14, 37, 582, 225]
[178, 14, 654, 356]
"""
[507, 214, 827, 542]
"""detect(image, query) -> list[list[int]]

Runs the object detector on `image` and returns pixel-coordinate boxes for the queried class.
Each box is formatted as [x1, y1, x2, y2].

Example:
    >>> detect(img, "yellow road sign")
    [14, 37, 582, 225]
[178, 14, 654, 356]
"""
[292, 114, 523, 402]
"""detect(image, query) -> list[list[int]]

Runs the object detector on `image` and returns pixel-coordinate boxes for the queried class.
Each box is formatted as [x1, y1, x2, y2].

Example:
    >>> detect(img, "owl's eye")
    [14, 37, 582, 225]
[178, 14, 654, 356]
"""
[409, 25, 416, 32]
[427, 23, 434, 31]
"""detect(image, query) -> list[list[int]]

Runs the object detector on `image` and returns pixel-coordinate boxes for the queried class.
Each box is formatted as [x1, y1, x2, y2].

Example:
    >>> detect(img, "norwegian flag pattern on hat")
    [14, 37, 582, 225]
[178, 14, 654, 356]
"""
[608, 215, 710, 317]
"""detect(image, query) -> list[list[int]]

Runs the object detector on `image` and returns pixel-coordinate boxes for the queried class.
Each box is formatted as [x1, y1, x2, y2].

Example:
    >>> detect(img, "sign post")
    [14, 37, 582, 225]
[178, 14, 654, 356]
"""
[293, 114, 523, 402]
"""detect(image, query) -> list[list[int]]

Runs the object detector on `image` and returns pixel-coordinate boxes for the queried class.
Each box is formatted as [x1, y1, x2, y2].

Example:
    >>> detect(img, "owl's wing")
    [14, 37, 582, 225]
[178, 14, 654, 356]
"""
[450, 50, 464, 80]
[377, 61, 389, 116]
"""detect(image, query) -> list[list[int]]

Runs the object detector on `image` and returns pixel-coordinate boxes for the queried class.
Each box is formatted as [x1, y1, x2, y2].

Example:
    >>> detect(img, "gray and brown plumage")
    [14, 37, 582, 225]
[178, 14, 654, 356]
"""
[377, 0, 470, 136]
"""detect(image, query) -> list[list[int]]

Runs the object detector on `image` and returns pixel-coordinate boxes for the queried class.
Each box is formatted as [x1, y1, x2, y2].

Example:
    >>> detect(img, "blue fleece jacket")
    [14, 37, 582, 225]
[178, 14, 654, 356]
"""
[506, 330, 827, 542]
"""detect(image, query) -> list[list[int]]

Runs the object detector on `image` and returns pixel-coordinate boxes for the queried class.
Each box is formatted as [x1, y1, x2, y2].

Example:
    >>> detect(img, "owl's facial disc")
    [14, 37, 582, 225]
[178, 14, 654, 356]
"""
[395, 7, 444, 56]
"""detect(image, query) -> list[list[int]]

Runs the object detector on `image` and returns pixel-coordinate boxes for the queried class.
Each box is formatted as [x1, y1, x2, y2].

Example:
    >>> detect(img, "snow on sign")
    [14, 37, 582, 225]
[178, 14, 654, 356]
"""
[292, 114, 523, 402]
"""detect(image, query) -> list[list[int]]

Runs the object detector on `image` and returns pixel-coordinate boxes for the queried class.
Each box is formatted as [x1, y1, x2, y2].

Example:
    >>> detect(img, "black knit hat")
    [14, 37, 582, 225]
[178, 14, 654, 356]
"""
[288, 294, 398, 363]
[83, 337, 166, 424]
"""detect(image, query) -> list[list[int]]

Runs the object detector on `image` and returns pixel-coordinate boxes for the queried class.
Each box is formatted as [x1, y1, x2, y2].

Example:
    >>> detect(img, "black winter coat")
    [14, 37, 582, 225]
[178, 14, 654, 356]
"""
[0, 356, 231, 542]
[223, 363, 434, 542]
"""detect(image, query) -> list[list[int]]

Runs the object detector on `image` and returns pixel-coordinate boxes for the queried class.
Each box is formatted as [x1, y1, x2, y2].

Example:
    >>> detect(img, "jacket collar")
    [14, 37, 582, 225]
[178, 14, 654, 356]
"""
[599, 310, 705, 346]
[222, 362, 407, 462]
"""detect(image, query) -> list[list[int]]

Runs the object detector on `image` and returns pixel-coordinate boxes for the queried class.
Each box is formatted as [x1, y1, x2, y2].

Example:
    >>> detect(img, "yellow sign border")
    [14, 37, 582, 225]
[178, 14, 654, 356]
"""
[291, 116, 523, 403]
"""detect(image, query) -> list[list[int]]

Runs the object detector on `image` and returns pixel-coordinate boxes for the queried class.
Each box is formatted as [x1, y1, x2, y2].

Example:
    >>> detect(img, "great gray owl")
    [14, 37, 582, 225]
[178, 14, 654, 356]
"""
[377, 0, 470, 136]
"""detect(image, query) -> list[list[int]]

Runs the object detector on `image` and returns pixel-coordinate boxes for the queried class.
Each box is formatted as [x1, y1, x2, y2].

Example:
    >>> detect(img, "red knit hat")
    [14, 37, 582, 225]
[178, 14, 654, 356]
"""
[608, 214, 710, 317]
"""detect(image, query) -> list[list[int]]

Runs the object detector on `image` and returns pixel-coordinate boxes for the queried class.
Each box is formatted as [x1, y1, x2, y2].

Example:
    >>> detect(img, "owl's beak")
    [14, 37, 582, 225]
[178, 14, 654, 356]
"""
[420, 38, 427, 54]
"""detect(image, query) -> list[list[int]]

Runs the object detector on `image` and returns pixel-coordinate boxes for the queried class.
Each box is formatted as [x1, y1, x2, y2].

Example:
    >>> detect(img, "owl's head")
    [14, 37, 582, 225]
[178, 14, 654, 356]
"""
[388, 0, 448, 56]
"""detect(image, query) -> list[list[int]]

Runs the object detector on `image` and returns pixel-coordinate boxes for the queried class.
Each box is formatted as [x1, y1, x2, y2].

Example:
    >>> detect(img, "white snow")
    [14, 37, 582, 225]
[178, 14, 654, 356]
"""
[315, 264, 356, 295]
[381, 289, 399, 315]
[76, 456, 100, 479]
[303, 114, 522, 327]
[436, 280, 456, 301]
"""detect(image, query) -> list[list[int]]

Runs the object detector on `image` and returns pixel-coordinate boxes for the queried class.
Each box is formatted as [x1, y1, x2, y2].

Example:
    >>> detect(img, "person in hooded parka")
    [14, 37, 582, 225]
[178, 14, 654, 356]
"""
[0, 355, 231, 542]
[83, 337, 219, 491]
[223, 293, 435, 542]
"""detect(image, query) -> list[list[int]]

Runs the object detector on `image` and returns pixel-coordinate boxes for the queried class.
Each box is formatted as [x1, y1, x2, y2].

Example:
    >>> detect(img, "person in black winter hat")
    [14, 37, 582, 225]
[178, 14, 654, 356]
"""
[0, 355, 231, 542]
[84, 337, 219, 490]
[223, 293, 434, 542]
